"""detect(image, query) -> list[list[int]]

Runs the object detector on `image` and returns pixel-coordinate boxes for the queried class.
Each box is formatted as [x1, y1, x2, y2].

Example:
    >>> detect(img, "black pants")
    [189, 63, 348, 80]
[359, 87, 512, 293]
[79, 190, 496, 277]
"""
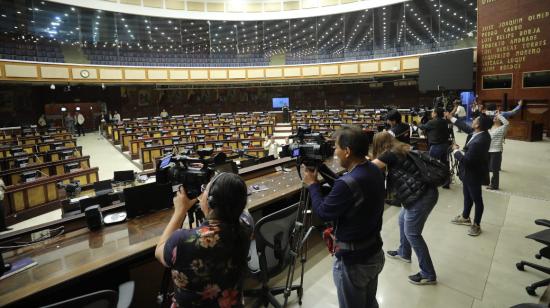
[462, 181, 484, 225]
[0, 198, 7, 231]
[76, 123, 85, 136]
[489, 152, 502, 189]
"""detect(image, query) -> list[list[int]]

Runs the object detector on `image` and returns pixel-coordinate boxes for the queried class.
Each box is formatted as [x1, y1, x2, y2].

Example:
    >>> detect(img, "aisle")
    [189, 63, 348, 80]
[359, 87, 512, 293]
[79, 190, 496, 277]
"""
[76, 131, 140, 181]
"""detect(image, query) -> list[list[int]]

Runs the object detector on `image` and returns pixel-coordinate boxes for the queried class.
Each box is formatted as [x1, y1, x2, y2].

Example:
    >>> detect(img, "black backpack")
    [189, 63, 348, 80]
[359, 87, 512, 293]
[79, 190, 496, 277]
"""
[406, 150, 450, 187]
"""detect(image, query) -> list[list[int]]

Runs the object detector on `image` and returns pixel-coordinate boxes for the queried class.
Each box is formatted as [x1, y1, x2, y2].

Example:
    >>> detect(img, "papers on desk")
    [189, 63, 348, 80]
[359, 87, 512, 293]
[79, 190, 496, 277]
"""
[0, 257, 37, 281]
[249, 184, 269, 193]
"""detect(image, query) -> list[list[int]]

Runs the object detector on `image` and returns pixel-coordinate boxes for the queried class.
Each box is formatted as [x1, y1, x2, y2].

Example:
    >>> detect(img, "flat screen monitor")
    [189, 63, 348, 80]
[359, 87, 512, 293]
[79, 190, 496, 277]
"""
[419, 49, 474, 92]
[21, 170, 39, 183]
[15, 157, 29, 168]
[272, 97, 290, 109]
[124, 183, 172, 218]
[93, 180, 113, 194]
[64, 162, 80, 173]
[60, 150, 74, 160]
[113, 170, 135, 182]
[10, 147, 23, 155]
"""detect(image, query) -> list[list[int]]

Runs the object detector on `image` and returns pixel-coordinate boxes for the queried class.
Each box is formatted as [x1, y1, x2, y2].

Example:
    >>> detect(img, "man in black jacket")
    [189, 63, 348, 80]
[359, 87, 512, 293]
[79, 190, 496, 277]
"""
[446, 112, 493, 236]
[419, 107, 451, 188]
[386, 109, 410, 144]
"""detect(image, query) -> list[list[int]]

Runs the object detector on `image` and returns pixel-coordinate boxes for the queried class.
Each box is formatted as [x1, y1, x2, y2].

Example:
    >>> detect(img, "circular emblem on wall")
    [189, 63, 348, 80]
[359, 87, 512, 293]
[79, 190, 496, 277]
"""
[80, 69, 90, 78]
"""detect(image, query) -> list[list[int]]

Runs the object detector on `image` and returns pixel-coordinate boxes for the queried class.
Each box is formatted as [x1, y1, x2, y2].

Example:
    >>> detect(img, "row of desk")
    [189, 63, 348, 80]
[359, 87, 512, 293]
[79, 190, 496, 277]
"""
[0, 157, 342, 307]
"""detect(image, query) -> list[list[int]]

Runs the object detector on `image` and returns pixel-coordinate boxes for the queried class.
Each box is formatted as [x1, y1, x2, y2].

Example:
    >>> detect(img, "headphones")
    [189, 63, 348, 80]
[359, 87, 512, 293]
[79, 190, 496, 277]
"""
[207, 172, 226, 210]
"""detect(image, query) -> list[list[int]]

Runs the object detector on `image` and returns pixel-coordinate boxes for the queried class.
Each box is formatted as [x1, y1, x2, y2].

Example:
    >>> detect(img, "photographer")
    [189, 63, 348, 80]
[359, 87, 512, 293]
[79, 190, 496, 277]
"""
[303, 126, 385, 308]
[155, 173, 252, 307]
[446, 113, 492, 237]
[419, 107, 451, 188]
[385, 109, 410, 144]
[371, 132, 438, 286]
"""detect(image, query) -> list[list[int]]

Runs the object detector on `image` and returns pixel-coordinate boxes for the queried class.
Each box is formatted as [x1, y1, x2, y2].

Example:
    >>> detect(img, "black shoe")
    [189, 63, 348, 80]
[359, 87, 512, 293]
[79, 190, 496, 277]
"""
[386, 250, 411, 263]
[408, 272, 437, 285]
[486, 186, 498, 191]
[0, 227, 12, 232]
[442, 185, 450, 189]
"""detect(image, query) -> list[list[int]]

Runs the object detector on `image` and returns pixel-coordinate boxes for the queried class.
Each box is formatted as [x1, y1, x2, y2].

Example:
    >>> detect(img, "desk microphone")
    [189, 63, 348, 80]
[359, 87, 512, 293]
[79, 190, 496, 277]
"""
[33, 153, 44, 164]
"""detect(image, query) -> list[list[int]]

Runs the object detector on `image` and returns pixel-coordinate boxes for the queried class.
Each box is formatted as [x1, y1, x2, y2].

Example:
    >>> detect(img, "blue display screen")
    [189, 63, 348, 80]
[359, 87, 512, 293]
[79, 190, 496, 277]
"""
[159, 155, 172, 169]
[272, 97, 289, 109]
[291, 148, 300, 157]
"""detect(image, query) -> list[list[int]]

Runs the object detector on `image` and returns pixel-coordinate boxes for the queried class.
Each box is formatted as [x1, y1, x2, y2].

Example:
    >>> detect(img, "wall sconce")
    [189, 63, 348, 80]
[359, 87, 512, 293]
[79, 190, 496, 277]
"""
[61, 107, 67, 112]
[76, 107, 81, 111]
[50, 84, 56, 90]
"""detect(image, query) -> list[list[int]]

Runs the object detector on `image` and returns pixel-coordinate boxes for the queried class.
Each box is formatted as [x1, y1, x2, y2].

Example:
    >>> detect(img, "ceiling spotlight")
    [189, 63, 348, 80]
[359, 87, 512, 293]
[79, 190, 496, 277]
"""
[101, 83, 106, 90]
[50, 84, 55, 90]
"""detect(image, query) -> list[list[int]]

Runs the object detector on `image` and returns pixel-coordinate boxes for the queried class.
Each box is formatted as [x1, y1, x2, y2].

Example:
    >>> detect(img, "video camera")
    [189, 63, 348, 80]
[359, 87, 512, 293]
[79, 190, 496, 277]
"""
[155, 148, 227, 200]
[280, 127, 334, 166]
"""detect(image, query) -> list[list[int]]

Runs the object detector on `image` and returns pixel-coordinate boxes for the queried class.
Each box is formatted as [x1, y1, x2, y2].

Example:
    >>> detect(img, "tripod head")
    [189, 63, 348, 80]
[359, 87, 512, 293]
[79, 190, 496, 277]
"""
[296, 159, 338, 187]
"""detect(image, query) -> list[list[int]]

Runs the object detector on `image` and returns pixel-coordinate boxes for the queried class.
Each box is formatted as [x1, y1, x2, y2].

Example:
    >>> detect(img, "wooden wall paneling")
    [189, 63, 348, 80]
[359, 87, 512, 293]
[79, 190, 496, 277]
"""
[125, 69, 147, 80]
[4, 64, 38, 78]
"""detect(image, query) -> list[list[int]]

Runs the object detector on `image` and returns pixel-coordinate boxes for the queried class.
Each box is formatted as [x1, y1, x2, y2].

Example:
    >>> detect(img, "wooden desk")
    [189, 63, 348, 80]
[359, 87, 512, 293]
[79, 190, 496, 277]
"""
[139, 138, 264, 170]
[0, 159, 342, 306]
[0, 146, 83, 172]
[3, 167, 99, 225]
[0, 139, 77, 159]
[0, 156, 90, 186]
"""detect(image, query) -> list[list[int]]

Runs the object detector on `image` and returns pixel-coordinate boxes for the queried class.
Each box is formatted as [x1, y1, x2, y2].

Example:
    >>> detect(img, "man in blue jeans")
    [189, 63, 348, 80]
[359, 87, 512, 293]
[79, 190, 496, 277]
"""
[419, 107, 452, 188]
[304, 126, 386, 308]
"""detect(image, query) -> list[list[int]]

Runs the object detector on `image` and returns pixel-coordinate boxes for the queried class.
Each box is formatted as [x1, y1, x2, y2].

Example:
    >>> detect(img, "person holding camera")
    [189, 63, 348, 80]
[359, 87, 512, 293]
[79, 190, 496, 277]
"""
[419, 107, 451, 188]
[155, 173, 253, 307]
[385, 109, 410, 144]
[303, 126, 386, 308]
[446, 113, 493, 236]
[487, 100, 523, 190]
[370, 131, 438, 286]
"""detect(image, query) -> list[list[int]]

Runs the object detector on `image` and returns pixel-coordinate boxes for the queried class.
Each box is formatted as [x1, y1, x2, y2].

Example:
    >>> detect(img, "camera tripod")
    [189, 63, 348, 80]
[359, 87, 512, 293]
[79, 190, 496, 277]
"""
[281, 161, 337, 307]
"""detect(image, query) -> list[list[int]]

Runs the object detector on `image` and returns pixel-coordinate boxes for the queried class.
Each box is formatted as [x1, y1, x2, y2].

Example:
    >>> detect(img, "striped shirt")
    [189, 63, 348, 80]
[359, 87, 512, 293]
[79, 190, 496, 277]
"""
[489, 114, 509, 153]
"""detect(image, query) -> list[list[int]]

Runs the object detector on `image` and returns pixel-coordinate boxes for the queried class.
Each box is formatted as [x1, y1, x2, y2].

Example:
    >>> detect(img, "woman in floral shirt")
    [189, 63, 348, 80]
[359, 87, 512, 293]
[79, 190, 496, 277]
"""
[155, 173, 252, 307]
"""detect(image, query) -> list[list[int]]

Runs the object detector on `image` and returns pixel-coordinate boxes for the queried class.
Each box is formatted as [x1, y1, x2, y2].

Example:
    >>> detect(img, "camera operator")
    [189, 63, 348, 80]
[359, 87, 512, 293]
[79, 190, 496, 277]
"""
[303, 126, 385, 308]
[418, 107, 451, 188]
[155, 173, 253, 307]
[385, 109, 410, 144]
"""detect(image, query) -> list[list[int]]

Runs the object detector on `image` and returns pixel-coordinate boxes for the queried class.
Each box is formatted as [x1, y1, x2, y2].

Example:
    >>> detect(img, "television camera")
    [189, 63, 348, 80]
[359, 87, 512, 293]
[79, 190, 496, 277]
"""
[156, 148, 227, 200]
[280, 126, 337, 184]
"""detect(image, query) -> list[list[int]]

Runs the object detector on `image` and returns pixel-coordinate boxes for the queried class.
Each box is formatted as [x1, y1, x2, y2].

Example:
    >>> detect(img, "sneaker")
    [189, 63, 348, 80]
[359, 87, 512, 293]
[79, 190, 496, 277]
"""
[468, 224, 482, 236]
[451, 215, 472, 226]
[408, 273, 437, 285]
[386, 250, 411, 263]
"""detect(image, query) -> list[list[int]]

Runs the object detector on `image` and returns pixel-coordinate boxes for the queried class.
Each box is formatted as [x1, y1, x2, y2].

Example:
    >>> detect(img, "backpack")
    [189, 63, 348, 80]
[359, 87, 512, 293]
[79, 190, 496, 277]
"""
[407, 150, 450, 187]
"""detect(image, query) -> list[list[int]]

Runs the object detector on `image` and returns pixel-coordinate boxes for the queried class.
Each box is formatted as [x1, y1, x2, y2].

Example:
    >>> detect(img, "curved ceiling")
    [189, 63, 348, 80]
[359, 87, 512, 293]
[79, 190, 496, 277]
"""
[48, 0, 410, 21]
[0, 0, 476, 60]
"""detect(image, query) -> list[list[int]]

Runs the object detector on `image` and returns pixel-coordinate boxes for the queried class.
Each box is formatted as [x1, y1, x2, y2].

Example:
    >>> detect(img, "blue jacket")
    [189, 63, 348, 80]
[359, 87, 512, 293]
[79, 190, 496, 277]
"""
[453, 120, 491, 185]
